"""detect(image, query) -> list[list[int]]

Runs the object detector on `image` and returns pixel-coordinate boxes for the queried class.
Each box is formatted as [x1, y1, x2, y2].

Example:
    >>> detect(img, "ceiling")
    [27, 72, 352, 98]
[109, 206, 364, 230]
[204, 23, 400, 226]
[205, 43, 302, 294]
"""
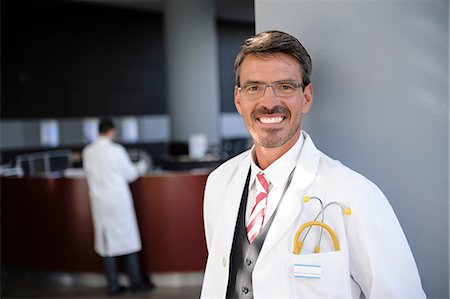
[70, 0, 255, 23]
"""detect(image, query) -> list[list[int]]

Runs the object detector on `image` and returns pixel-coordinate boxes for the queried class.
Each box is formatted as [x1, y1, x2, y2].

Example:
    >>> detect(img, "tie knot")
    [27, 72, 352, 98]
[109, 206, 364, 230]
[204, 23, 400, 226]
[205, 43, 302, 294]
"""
[256, 173, 269, 193]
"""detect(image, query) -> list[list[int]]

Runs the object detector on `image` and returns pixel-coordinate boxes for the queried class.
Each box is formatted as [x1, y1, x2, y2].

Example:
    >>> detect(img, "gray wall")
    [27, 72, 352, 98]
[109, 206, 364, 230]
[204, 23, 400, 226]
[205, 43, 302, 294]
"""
[255, 0, 449, 297]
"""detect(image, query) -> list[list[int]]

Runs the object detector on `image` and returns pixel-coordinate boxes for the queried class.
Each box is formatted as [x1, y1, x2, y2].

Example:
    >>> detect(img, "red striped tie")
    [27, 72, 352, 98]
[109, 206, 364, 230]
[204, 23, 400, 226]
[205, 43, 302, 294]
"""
[247, 173, 269, 243]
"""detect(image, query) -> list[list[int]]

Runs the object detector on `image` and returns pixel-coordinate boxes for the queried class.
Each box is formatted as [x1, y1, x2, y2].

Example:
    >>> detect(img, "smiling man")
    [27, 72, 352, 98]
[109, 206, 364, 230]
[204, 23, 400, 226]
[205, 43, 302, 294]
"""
[200, 31, 425, 298]
[235, 51, 312, 169]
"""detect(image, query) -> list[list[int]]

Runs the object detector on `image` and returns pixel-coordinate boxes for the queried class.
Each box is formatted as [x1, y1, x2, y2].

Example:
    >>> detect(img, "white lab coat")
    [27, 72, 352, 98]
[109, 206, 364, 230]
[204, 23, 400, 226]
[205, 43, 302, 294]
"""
[82, 136, 142, 257]
[201, 131, 425, 298]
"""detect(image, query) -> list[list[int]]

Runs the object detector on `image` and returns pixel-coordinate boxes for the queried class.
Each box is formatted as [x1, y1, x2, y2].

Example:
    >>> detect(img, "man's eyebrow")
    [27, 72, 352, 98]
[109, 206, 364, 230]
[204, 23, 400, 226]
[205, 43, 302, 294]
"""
[241, 79, 298, 85]
[241, 80, 263, 85]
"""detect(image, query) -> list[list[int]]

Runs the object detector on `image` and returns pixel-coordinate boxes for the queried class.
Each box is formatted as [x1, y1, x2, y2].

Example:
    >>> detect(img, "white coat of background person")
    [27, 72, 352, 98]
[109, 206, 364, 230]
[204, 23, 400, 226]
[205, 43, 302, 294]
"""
[83, 127, 143, 256]
[82, 117, 152, 296]
[200, 31, 425, 298]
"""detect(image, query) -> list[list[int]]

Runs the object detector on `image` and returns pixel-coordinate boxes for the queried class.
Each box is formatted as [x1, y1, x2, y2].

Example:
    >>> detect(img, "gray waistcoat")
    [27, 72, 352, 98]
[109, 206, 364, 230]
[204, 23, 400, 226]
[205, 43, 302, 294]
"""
[226, 169, 277, 299]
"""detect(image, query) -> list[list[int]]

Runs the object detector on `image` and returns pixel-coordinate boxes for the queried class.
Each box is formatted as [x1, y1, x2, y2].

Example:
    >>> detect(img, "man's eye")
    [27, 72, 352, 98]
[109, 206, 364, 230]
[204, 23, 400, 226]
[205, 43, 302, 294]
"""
[278, 84, 295, 91]
[245, 85, 261, 92]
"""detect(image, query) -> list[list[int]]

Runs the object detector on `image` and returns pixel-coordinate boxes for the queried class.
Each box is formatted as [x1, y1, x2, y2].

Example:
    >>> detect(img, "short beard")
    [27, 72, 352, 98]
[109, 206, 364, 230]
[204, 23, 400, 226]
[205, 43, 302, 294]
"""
[251, 105, 297, 148]
[257, 126, 299, 148]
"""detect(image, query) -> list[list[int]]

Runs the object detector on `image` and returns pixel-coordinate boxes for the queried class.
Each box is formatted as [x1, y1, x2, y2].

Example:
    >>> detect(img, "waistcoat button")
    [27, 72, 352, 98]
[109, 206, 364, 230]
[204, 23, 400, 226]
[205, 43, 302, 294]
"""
[246, 258, 252, 266]
[242, 287, 249, 294]
[222, 257, 227, 267]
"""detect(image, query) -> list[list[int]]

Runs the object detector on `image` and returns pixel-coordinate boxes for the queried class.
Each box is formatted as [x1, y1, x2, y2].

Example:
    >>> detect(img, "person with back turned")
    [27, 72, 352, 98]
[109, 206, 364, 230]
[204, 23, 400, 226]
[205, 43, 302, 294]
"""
[200, 31, 425, 298]
[82, 117, 154, 296]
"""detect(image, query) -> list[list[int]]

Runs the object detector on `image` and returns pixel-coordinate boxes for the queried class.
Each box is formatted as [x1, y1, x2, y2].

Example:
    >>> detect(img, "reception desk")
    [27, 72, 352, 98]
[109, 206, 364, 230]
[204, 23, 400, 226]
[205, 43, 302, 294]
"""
[1, 171, 208, 273]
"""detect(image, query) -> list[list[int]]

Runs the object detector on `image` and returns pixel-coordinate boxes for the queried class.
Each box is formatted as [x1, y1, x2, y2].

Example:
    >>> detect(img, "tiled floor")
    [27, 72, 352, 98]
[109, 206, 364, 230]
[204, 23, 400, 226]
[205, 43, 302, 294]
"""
[1, 268, 202, 299]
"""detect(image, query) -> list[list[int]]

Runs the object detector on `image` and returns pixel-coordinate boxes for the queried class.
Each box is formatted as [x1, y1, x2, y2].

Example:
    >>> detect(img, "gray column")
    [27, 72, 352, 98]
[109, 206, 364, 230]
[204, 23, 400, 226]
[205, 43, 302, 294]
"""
[164, 0, 220, 144]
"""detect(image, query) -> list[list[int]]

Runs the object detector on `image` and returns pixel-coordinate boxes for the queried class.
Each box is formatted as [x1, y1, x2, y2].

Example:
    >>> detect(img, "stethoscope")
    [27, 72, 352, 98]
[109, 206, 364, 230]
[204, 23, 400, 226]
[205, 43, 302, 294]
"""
[293, 196, 352, 255]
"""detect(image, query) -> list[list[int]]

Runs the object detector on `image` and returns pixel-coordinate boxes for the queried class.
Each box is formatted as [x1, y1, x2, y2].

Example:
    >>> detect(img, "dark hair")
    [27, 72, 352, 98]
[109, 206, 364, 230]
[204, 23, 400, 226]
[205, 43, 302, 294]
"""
[234, 30, 312, 88]
[98, 117, 115, 134]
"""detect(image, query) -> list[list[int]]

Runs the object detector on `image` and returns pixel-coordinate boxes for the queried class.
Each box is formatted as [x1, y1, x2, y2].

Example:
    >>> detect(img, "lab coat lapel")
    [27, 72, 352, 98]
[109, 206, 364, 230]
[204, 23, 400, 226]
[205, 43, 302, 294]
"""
[212, 155, 251, 258]
[258, 134, 321, 261]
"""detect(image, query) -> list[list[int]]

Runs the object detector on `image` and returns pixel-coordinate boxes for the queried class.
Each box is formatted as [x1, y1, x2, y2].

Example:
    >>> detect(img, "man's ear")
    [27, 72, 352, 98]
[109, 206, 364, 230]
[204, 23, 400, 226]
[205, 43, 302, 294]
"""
[301, 83, 313, 114]
[234, 86, 243, 115]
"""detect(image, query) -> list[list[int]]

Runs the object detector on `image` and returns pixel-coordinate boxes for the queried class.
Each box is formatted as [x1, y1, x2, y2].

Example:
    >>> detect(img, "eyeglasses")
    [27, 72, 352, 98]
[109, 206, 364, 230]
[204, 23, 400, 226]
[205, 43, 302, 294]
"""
[238, 81, 303, 100]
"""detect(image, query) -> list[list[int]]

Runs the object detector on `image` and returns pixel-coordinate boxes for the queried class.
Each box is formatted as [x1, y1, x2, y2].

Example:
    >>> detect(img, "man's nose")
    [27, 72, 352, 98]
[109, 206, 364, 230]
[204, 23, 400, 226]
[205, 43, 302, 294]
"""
[259, 85, 280, 108]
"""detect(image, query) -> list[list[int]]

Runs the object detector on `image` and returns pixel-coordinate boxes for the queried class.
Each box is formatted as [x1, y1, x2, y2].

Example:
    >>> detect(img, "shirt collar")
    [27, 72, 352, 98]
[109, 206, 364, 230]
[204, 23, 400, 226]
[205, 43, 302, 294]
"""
[249, 132, 305, 190]
[96, 136, 113, 145]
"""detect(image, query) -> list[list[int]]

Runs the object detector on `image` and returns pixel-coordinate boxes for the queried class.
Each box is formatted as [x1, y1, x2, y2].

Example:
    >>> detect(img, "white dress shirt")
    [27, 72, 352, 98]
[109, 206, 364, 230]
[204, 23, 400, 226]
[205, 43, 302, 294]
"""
[245, 133, 305, 227]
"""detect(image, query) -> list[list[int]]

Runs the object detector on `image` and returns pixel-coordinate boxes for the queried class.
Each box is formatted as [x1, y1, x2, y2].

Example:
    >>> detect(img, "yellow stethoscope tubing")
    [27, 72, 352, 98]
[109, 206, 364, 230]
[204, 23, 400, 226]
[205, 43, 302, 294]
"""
[293, 221, 340, 255]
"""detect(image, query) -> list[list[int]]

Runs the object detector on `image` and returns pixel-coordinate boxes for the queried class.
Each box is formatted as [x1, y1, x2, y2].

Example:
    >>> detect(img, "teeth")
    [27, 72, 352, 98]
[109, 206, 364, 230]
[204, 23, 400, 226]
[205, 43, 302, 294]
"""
[259, 117, 283, 124]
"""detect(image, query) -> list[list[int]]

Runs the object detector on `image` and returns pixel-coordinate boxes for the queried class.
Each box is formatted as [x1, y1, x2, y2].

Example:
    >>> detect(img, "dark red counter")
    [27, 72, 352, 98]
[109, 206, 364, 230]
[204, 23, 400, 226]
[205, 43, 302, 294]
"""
[1, 172, 208, 273]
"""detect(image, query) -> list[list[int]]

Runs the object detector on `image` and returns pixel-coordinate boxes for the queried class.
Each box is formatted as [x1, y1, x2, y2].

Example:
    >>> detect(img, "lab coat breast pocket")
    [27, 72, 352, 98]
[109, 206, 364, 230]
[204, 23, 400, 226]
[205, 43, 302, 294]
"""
[291, 250, 351, 298]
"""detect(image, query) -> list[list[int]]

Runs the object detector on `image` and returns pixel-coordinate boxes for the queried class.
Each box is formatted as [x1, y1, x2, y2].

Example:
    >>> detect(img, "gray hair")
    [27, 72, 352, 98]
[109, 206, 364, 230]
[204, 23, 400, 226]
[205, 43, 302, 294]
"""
[234, 30, 312, 88]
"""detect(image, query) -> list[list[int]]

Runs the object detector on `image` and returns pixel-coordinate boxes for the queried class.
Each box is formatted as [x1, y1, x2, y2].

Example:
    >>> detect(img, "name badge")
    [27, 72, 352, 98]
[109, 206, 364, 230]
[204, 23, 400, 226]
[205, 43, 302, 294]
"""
[293, 263, 321, 279]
